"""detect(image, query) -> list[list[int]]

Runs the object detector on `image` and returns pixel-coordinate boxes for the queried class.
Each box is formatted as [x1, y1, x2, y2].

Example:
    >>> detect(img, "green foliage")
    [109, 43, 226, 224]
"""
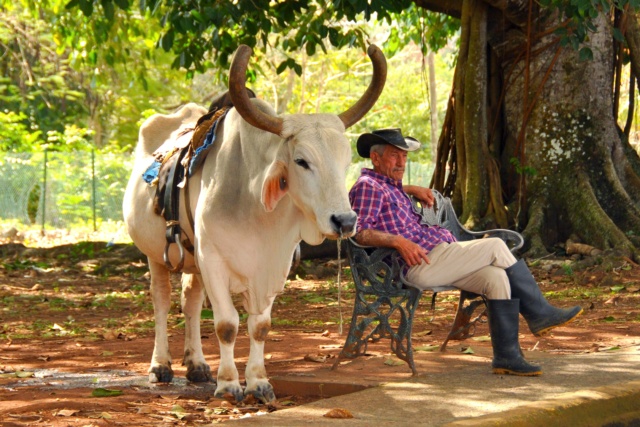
[538, 0, 640, 55]
[509, 157, 538, 177]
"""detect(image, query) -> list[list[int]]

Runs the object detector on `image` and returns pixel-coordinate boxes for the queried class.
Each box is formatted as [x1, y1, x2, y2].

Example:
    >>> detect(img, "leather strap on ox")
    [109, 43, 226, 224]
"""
[162, 147, 188, 272]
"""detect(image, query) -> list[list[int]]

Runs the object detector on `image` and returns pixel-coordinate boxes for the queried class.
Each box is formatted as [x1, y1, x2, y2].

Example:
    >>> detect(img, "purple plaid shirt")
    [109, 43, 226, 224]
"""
[349, 168, 456, 253]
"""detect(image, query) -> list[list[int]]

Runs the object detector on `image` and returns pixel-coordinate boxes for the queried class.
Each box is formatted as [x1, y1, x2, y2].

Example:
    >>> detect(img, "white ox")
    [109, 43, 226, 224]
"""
[123, 44, 386, 403]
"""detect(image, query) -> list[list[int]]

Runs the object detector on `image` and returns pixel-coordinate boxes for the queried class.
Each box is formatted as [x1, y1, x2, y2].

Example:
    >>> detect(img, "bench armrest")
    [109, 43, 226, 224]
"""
[411, 190, 523, 253]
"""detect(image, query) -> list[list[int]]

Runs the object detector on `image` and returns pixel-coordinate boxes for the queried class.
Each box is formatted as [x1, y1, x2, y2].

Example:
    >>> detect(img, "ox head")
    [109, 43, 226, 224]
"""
[228, 44, 387, 242]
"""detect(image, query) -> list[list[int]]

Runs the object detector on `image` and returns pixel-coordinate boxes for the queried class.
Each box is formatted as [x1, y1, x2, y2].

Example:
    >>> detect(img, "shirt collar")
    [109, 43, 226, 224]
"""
[361, 168, 403, 189]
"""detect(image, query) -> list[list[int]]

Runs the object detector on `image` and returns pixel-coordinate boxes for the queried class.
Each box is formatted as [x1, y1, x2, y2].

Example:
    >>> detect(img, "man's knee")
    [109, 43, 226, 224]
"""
[478, 267, 511, 300]
[484, 238, 517, 267]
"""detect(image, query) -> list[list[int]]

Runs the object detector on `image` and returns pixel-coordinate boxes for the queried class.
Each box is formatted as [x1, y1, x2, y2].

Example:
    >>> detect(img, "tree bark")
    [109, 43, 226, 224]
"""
[427, 51, 438, 160]
[420, 0, 640, 259]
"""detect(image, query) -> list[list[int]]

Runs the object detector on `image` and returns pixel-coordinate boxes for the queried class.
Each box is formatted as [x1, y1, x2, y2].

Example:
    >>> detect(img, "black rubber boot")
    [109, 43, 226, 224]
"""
[506, 259, 583, 336]
[488, 299, 542, 376]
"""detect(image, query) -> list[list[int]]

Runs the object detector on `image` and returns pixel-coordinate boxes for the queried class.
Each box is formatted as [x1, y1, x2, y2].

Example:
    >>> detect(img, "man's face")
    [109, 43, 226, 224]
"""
[371, 144, 407, 182]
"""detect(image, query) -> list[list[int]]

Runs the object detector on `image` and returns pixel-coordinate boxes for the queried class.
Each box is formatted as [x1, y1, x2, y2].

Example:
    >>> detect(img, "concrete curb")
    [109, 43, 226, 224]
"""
[444, 380, 640, 427]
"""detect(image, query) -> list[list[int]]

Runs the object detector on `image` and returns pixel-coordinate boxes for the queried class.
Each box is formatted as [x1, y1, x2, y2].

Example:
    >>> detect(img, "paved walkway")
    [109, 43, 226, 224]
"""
[233, 344, 640, 426]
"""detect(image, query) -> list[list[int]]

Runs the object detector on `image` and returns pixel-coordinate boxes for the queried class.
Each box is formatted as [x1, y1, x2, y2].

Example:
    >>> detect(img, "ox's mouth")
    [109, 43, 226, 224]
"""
[328, 212, 357, 238]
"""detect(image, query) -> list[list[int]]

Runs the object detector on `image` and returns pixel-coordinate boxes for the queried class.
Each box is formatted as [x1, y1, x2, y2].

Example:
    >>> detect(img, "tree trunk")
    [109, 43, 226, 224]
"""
[427, 50, 439, 160]
[424, 0, 640, 259]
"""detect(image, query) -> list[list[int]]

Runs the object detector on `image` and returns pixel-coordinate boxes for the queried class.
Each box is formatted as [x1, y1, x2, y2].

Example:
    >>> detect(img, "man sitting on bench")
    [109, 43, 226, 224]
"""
[349, 128, 583, 376]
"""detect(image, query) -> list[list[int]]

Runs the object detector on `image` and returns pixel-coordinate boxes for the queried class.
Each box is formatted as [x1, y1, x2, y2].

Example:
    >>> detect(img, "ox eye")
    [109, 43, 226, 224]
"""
[294, 158, 310, 170]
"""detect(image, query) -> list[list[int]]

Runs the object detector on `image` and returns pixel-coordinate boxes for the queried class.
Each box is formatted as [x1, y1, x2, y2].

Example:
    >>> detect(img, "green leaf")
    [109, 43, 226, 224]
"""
[579, 47, 593, 61]
[471, 335, 491, 342]
[78, 0, 94, 16]
[101, 0, 115, 21]
[613, 27, 625, 43]
[161, 30, 174, 52]
[113, 0, 129, 10]
[610, 285, 625, 293]
[190, 10, 204, 23]
[92, 388, 123, 397]
[461, 346, 475, 354]
[383, 358, 404, 366]
[276, 61, 288, 74]
[65, 0, 80, 10]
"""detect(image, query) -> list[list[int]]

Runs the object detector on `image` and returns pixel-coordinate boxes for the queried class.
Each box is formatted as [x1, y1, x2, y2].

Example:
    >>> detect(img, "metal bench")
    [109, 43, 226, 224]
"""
[332, 190, 523, 375]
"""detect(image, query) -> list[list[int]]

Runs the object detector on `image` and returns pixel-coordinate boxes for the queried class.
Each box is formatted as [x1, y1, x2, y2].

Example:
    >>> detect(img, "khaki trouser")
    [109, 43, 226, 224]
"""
[405, 238, 517, 300]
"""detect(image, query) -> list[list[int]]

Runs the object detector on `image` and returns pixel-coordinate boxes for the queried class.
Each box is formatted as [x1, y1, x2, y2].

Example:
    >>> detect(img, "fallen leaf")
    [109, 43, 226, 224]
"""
[37, 355, 50, 362]
[103, 331, 118, 340]
[415, 345, 440, 352]
[91, 388, 123, 397]
[55, 409, 78, 417]
[15, 371, 34, 378]
[604, 296, 619, 305]
[610, 286, 625, 293]
[383, 358, 404, 366]
[414, 330, 432, 337]
[101, 351, 114, 356]
[627, 286, 639, 293]
[304, 354, 327, 363]
[323, 408, 353, 419]
[471, 335, 492, 342]
[461, 346, 475, 354]
[100, 412, 112, 419]
[279, 400, 295, 406]
[171, 404, 186, 420]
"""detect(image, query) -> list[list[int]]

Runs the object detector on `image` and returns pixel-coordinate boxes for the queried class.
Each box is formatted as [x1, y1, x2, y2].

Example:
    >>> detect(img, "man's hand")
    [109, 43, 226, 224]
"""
[355, 230, 430, 267]
[393, 235, 430, 267]
[404, 185, 434, 208]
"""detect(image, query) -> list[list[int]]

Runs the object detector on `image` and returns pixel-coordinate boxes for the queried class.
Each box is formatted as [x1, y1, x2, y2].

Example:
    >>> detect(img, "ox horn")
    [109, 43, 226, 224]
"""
[229, 45, 284, 136]
[338, 44, 387, 129]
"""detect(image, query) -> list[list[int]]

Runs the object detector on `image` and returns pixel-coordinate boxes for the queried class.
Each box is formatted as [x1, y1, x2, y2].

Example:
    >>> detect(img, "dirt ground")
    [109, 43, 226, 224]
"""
[1, 240, 639, 426]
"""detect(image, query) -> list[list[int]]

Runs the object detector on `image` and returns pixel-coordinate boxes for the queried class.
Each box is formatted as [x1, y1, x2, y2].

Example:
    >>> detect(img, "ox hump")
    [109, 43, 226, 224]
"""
[138, 103, 207, 156]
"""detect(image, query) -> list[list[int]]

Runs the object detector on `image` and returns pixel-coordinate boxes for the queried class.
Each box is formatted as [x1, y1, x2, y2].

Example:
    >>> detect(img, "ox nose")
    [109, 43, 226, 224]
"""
[330, 212, 357, 236]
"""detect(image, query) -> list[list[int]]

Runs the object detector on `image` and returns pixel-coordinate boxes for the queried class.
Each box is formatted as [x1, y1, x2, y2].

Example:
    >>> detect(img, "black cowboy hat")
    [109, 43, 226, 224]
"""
[356, 128, 421, 158]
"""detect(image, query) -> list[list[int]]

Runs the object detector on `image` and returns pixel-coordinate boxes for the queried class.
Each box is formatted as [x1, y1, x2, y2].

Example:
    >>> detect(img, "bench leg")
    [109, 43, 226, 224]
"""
[441, 291, 487, 352]
[333, 288, 422, 375]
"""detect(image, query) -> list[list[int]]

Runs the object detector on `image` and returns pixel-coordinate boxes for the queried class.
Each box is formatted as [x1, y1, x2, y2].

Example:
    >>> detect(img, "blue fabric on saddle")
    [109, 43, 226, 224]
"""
[188, 109, 227, 176]
[141, 108, 229, 185]
[142, 160, 162, 184]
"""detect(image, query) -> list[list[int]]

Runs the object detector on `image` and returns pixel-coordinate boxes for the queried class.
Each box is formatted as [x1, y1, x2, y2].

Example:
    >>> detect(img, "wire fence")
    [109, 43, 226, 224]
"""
[0, 152, 434, 236]
[0, 151, 133, 233]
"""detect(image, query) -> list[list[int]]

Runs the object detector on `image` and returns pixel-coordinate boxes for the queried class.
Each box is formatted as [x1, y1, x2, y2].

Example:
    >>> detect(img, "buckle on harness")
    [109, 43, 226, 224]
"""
[164, 220, 185, 272]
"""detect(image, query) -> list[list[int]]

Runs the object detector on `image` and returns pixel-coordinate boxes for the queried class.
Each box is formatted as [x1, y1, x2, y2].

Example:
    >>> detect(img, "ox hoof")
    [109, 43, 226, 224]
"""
[214, 382, 244, 403]
[186, 363, 213, 383]
[149, 365, 173, 383]
[245, 383, 276, 404]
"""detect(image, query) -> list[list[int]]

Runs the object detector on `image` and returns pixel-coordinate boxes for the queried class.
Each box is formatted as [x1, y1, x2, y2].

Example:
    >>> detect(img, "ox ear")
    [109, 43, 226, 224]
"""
[261, 161, 288, 212]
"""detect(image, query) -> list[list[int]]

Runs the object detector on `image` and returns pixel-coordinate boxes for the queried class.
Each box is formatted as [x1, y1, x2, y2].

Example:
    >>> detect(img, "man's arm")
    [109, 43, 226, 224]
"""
[354, 229, 430, 267]
[403, 185, 434, 207]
